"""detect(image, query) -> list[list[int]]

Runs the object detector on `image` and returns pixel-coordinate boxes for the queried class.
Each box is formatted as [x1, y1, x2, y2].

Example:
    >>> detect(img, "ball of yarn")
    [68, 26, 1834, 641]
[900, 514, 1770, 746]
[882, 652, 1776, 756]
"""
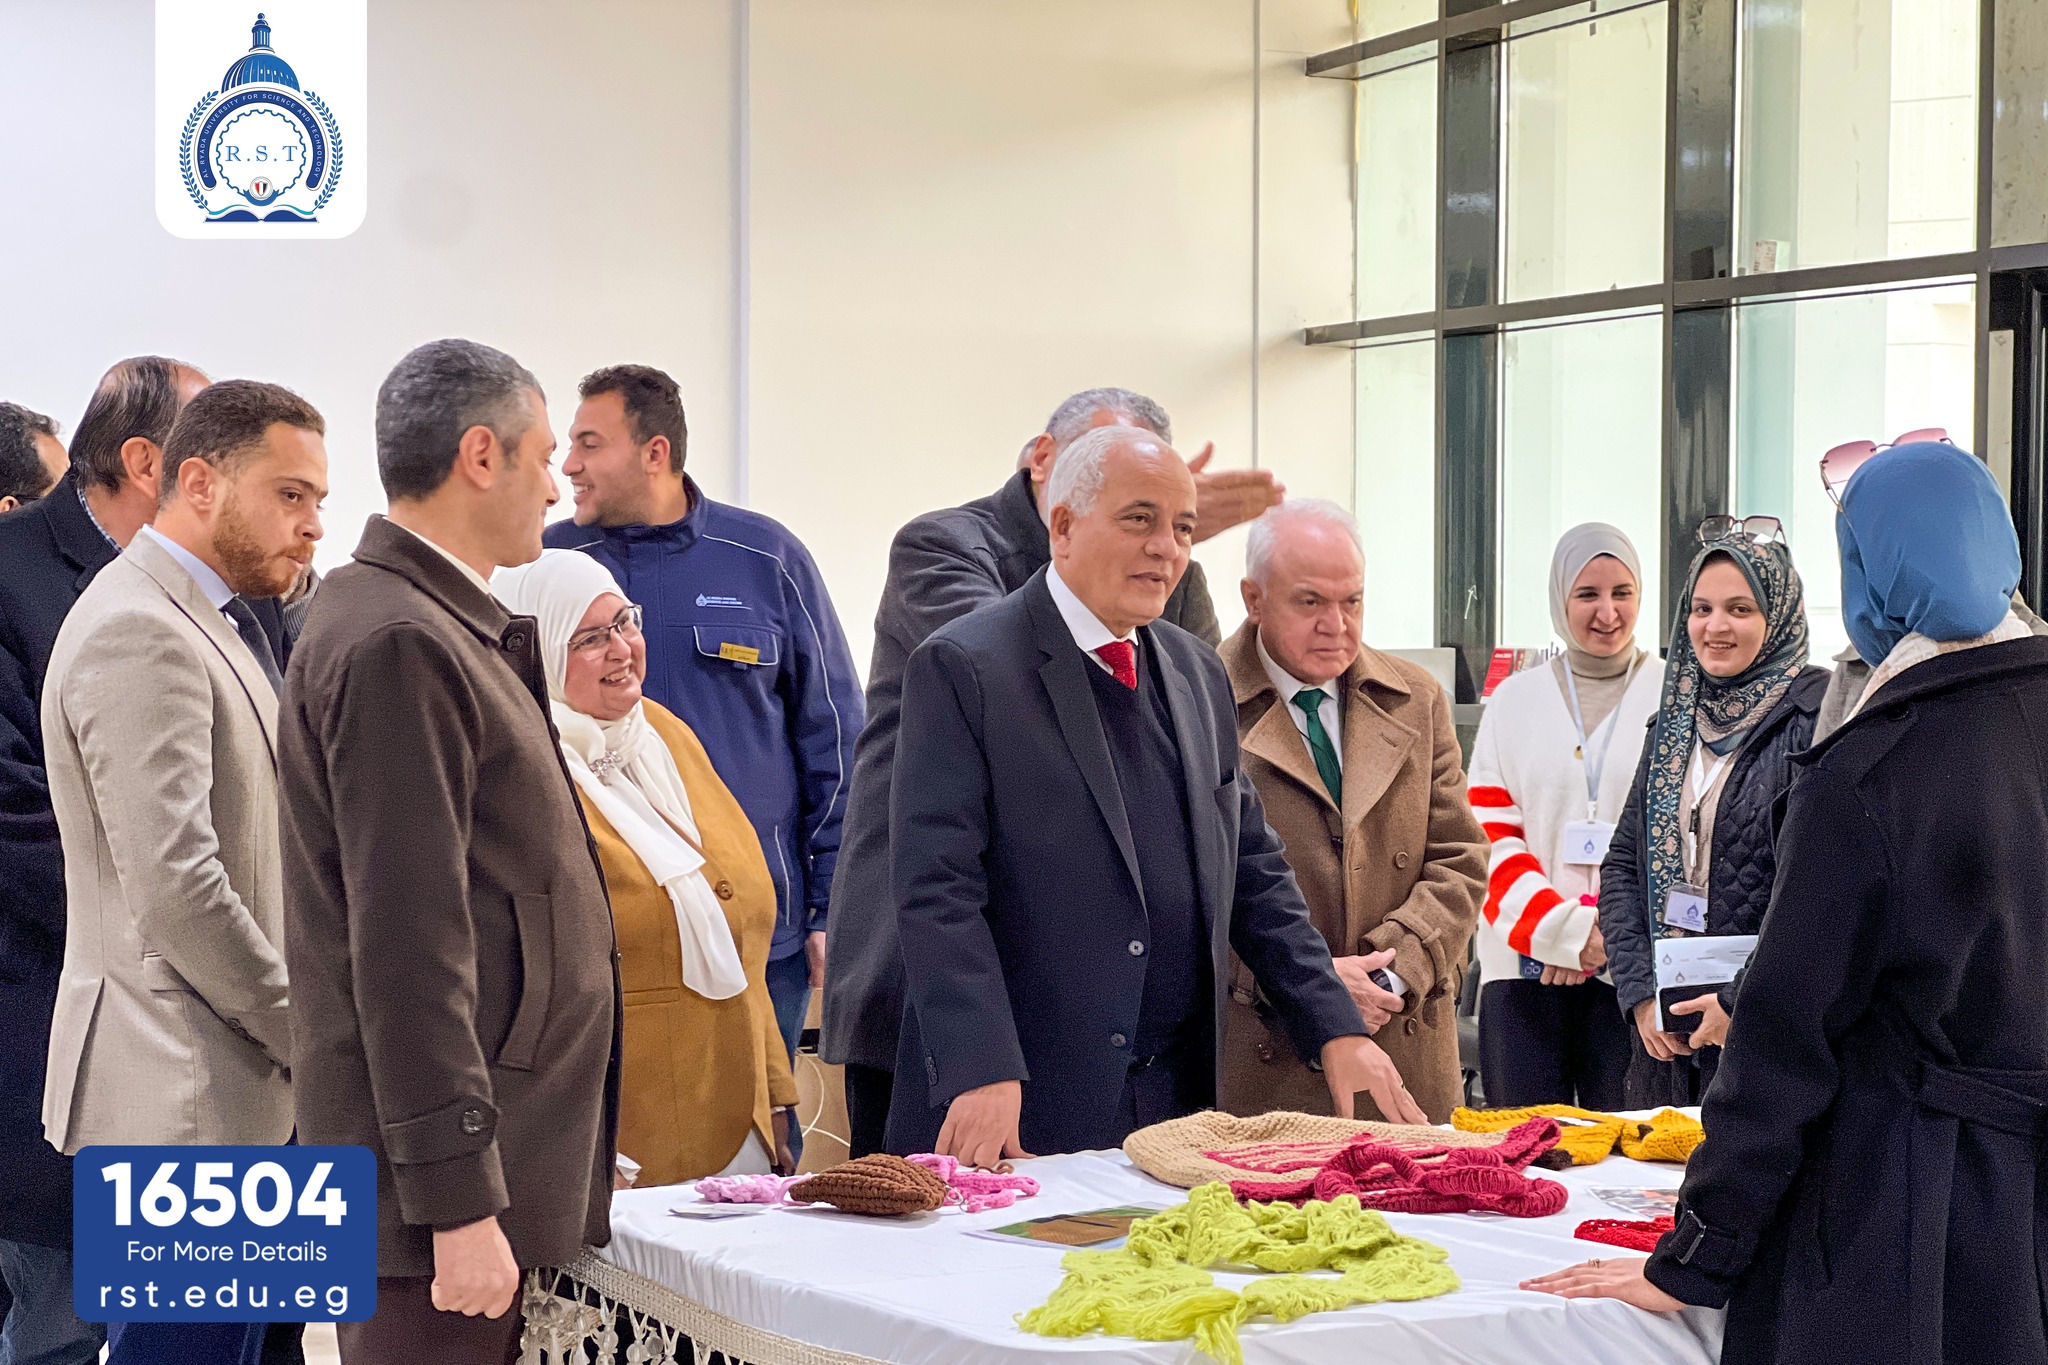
[788, 1154, 950, 1216]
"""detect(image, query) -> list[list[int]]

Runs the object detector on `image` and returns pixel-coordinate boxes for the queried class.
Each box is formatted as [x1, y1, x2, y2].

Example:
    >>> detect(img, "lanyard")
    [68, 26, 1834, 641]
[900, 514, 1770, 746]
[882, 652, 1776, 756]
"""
[1683, 743, 1734, 881]
[1560, 654, 1642, 820]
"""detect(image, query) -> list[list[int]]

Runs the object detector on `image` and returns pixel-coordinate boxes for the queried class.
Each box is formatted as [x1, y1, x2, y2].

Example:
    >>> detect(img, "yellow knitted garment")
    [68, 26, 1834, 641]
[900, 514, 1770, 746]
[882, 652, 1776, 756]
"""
[1451, 1105, 1704, 1164]
[1017, 1183, 1459, 1365]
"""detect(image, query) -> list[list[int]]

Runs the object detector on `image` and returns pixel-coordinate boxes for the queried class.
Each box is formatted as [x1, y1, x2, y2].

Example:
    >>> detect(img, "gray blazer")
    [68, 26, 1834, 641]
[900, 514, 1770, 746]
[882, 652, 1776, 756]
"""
[40, 533, 291, 1153]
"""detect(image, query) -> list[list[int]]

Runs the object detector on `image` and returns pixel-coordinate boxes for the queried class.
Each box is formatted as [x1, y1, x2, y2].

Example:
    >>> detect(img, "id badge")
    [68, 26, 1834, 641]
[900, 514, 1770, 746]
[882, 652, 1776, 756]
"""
[1560, 819, 1616, 866]
[1663, 882, 1709, 934]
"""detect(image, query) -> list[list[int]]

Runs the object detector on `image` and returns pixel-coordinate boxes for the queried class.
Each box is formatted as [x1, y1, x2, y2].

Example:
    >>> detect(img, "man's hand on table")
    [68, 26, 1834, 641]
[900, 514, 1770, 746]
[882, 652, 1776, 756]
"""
[935, 1080, 1035, 1170]
[1521, 1257, 1686, 1312]
[1320, 1035, 1428, 1124]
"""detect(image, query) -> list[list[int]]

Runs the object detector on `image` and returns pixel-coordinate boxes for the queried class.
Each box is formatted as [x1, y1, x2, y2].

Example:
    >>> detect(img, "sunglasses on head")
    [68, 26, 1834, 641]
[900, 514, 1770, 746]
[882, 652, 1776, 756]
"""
[1696, 514, 1783, 546]
[1820, 428, 1950, 506]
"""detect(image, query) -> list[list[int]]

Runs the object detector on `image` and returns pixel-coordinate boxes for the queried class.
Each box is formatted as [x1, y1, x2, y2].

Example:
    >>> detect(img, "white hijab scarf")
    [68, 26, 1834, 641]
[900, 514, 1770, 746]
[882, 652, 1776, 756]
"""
[491, 550, 746, 1000]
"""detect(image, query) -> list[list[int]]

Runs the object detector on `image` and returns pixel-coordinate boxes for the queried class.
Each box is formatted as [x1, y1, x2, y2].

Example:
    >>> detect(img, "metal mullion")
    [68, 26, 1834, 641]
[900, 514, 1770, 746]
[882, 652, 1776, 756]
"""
[1671, 252, 1985, 307]
[1975, 0, 1997, 462]
[1440, 284, 1667, 333]
[1305, 0, 1632, 79]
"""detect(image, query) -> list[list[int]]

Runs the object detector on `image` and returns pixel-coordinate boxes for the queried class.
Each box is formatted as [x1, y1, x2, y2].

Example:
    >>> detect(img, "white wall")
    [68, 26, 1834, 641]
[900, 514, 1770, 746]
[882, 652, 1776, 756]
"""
[0, 0, 1360, 672]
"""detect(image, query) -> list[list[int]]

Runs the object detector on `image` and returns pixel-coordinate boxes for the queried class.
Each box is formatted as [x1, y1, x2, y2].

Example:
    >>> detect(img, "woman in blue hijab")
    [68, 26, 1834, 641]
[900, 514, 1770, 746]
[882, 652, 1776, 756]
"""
[1530, 441, 2048, 1365]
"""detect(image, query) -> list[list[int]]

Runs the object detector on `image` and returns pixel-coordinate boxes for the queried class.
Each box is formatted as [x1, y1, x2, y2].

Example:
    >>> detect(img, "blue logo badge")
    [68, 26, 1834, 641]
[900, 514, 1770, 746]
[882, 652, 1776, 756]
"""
[696, 593, 748, 609]
[177, 13, 343, 224]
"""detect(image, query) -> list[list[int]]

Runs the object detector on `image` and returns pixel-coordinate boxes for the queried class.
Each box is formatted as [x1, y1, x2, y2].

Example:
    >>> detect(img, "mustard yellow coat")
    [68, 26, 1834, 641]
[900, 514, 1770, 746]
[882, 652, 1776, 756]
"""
[577, 701, 798, 1186]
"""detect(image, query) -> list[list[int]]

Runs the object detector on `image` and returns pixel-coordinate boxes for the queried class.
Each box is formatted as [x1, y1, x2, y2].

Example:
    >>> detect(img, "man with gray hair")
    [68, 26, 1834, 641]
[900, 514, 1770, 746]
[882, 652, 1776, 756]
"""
[1218, 500, 1485, 1122]
[822, 386, 1278, 1154]
[881, 426, 1417, 1163]
[280, 339, 622, 1362]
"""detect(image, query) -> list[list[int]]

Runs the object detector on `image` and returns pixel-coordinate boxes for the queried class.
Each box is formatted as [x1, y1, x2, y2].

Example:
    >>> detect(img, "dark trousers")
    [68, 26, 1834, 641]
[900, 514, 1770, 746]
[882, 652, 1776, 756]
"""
[763, 949, 810, 1169]
[1111, 1047, 1212, 1141]
[105, 1321, 266, 1365]
[1478, 977, 1631, 1110]
[843, 1063, 894, 1159]
[335, 1277, 521, 1365]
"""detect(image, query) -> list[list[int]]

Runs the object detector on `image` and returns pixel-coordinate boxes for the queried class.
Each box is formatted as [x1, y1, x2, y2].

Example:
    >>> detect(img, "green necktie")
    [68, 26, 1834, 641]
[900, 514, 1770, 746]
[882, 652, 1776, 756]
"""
[1292, 688, 1343, 805]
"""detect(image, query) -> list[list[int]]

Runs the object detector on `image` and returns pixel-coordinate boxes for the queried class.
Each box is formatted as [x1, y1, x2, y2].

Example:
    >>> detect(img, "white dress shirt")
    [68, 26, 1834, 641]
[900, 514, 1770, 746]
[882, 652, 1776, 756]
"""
[1046, 563, 1132, 675]
[1255, 632, 1344, 752]
[137, 524, 236, 620]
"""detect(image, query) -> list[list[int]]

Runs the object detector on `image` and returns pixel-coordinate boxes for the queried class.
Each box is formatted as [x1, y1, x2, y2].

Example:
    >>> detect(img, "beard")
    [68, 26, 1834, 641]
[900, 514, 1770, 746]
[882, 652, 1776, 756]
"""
[214, 491, 306, 598]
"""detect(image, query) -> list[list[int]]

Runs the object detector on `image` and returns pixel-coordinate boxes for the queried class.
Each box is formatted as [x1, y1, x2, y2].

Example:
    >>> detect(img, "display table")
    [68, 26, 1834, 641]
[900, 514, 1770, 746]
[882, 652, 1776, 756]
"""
[521, 1130, 1724, 1365]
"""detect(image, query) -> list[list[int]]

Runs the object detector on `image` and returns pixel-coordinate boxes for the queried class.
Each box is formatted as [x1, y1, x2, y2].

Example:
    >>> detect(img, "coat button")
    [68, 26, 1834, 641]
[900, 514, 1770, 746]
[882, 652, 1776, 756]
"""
[1128, 940, 1145, 956]
[1393, 851, 1412, 869]
[504, 628, 526, 650]
[1110, 1033, 1128, 1049]
[460, 1107, 486, 1135]
[1404, 1018, 1420, 1036]
[1255, 1042, 1275, 1063]
[714, 879, 734, 899]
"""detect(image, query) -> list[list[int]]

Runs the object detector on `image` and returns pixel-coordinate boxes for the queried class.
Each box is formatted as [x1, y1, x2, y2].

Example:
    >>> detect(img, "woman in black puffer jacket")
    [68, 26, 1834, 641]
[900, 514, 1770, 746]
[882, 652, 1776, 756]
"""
[1599, 527, 1828, 1107]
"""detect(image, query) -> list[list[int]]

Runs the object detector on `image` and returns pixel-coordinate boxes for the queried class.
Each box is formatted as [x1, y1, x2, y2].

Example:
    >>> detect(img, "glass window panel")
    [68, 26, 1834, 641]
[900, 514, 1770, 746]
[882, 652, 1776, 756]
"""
[1499, 313, 1666, 652]
[1993, 0, 2048, 246]
[1733, 283, 1977, 660]
[1356, 339, 1438, 647]
[1356, 59, 1439, 320]
[1502, 4, 1668, 303]
[1737, 0, 1978, 273]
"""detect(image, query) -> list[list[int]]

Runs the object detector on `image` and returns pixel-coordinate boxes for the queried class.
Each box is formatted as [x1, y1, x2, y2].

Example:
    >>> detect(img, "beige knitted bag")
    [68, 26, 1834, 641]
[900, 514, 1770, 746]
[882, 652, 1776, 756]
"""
[1122, 1109, 1505, 1192]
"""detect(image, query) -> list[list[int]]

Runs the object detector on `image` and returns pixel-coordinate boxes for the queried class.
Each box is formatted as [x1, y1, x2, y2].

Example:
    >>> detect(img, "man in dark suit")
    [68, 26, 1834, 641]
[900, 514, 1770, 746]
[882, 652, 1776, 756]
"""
[0, 356, 208, 1365]
[884, 425, 1420, 1164]
[823, 387, 1286, 1155]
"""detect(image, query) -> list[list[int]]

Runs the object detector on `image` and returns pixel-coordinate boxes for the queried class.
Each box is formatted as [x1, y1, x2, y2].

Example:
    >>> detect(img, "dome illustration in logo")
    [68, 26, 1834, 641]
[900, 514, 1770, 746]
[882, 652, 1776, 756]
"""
[179, 13, 344, 224]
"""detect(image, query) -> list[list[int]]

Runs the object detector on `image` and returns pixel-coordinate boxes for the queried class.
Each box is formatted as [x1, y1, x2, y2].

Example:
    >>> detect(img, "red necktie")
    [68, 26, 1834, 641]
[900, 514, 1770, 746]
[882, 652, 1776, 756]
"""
[1094, 640, 1137, 690]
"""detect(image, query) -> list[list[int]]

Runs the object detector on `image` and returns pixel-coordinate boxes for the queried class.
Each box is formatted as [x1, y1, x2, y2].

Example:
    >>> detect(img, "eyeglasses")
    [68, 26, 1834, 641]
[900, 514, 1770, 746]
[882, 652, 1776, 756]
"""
[1696, 514, 1783, 546]
[1820, 428, 1950, 506]
[567, 604, 644, 657]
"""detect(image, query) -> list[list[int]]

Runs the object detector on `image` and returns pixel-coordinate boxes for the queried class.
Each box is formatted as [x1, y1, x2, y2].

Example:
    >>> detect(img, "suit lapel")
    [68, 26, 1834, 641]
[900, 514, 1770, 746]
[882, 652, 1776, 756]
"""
[1027, 577, 1146, 910]
[125, 536, 279, 762]
[1242, 694, 1337, 811]
[1151, 630, 1220, 938]
[1340, 660, 1419, 829]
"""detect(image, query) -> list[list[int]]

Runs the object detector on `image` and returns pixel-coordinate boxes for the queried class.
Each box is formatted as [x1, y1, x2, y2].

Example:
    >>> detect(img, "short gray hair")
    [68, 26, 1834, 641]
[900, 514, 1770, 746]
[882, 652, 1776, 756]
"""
[1044, 387, 1173, 449]
[376, 339, 544, 501]
[1044, 425, 1172, 516]
[1245, 499, 1364, 583]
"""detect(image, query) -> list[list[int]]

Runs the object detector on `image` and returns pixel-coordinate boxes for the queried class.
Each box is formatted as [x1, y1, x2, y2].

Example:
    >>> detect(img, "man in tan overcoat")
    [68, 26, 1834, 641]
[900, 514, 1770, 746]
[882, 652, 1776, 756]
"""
[1219, 500, 1486, 1122]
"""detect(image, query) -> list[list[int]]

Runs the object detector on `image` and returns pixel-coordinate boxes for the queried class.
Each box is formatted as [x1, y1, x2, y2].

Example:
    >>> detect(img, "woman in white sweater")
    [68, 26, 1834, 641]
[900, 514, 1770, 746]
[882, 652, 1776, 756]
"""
[1466, 524, 1660, 1108]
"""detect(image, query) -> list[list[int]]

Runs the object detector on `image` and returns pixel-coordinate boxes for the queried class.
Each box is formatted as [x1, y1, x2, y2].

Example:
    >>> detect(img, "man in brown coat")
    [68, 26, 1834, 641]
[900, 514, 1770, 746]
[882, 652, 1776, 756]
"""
[280, 340, 622, 1364]
[1219, 500, 1486, 1122]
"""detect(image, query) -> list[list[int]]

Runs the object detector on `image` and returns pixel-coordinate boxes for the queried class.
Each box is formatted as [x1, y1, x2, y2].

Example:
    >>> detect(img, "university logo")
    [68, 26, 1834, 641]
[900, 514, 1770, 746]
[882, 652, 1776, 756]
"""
[156, 2, 367, 239]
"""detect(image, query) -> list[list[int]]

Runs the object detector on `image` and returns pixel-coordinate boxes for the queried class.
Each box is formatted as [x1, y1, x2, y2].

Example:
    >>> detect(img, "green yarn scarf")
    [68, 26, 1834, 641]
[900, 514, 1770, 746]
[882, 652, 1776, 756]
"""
[1018, 1183, 1459, 1365]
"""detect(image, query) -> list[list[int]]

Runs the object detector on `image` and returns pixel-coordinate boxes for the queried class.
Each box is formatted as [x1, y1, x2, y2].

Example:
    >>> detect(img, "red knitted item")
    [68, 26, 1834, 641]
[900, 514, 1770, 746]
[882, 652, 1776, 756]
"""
[1574, 1215, 1674, 1253]
[1228, 1117, 1569, 1217]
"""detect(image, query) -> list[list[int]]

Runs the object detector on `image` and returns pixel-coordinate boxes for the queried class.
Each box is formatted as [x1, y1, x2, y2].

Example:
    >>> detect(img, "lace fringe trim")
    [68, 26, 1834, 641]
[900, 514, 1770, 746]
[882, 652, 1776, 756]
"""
[517, 1248, 889, 1365]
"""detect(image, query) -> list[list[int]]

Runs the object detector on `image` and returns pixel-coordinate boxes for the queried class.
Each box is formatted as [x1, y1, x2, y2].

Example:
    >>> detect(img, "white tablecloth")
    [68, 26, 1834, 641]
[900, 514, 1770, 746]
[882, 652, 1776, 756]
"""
[596, 1142, 1725, 1365]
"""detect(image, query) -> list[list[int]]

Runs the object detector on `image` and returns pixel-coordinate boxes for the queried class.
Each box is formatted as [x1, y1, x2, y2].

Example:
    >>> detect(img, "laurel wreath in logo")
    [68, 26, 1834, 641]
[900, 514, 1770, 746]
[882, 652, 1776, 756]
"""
[302, 89, 345, 211]
[178, 91, 221, 212]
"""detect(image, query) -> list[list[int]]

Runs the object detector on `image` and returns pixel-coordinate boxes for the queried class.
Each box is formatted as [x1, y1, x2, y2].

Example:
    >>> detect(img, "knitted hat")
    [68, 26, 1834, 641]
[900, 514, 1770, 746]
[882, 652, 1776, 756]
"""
[788, 1154, 950, 1216]
[1122, 1109, 1507, 1192]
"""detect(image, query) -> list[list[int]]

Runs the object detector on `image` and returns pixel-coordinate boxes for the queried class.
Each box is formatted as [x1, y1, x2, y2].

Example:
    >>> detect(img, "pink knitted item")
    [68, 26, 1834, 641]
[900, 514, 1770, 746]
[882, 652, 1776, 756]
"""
[905, 1153, 1041, 1213]
[696, 1173, 802, 1204]
[1206, 1137, 1461, 1175]
[1229, 1117, 1570, 1218]
[695, 1157, 1040, 1214]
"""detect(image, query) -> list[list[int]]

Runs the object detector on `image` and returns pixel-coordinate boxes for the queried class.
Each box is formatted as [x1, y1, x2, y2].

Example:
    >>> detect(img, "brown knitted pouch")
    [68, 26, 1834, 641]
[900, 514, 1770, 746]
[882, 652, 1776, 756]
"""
[787, 1155, 951, 1216]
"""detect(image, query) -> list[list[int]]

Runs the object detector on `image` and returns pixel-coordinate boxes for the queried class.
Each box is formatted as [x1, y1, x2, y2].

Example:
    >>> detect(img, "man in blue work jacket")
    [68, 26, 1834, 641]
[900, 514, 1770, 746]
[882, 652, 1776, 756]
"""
[545, 365, 862, 1163]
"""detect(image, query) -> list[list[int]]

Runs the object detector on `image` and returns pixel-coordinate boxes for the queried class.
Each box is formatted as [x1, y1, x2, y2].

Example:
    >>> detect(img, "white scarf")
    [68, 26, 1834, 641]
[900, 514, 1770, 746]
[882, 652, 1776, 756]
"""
[493, 550, 746, 1001]
[1848, 609, 2031, 723]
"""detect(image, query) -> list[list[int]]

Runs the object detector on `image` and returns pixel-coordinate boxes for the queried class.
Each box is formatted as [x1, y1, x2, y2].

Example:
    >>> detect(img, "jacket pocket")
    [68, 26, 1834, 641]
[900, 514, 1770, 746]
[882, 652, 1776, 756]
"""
[496, 893, 555, 1072]
[141, 953, 194, 993]
[692, 625, 782, 669]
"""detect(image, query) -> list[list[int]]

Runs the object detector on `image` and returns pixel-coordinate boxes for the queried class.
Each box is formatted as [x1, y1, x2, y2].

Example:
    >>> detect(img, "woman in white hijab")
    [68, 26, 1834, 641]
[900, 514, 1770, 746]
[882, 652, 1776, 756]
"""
[494, 550, 798, 1184]
[1462, 524, 1661, 1107]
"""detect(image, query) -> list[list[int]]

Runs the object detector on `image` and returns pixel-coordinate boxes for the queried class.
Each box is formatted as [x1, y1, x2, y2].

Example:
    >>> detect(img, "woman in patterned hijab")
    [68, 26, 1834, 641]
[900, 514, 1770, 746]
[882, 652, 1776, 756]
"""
[1598, 528, 1828, 1108]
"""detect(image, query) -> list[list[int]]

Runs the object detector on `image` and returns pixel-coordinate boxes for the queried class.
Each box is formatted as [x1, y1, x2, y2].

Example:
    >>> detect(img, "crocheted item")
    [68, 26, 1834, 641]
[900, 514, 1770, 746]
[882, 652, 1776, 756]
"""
[904, 1153, 1040, 1213]
[695, 1173, 803, 1205]
[1122, 1109, 1506, 1192]
[1452, 1105, 1704, 1165]
[1575, 1215, 1675, 1253]
[1019, 1182, 1459, 1365]
[1227, 1117, 1568, 1217]
[788, 1155, 951, 1216]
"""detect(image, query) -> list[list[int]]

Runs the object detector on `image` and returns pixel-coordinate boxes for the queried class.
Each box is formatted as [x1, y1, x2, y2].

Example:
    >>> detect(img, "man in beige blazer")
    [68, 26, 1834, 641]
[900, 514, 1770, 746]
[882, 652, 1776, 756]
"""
[1219, 500, 1487, 1122]
[41, 379, 327, 1161]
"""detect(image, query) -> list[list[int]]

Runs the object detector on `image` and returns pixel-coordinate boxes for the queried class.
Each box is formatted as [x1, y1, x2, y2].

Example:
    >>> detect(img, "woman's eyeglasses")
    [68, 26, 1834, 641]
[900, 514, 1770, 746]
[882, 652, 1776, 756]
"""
[1696, 514, 1783, 546]
[1820, 428, 1950, 506]
[567, 604, 645, 657]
